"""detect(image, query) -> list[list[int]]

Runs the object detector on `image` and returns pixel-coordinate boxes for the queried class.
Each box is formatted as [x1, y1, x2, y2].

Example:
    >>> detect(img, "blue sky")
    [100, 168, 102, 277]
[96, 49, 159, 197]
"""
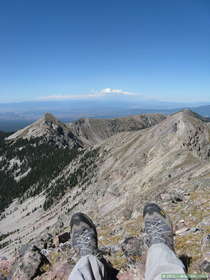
[0, 0, 209, 103]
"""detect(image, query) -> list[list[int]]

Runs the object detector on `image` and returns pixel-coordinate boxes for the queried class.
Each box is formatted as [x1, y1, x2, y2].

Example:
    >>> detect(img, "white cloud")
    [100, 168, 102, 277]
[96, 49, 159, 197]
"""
[98, 88, 134, 96]
[37, 88, 135, 101]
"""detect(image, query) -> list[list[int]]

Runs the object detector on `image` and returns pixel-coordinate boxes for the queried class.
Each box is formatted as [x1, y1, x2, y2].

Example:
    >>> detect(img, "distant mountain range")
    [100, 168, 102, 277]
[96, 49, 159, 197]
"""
[0, 98, 209, 131]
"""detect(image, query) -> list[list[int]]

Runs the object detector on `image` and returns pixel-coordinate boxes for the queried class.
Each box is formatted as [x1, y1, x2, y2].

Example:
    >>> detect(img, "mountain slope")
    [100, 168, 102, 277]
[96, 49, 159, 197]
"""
[68, 113, 166, 145]
[0, 110, 210, 277]
[0, 113, 165, 214]
[0, 114, 83, 213]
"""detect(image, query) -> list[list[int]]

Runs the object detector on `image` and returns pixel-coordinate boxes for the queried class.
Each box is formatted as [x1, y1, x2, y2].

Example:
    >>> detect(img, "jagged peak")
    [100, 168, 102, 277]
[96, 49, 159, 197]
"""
[42, 112, 58, 122]
[170, 109, 210, 123]
[6, 113, 69, 143]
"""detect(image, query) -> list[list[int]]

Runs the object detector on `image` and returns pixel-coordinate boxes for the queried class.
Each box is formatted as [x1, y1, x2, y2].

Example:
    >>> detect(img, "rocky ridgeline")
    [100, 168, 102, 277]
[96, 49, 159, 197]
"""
[0, 110, 210, 279]
[68, 113, 166, 146]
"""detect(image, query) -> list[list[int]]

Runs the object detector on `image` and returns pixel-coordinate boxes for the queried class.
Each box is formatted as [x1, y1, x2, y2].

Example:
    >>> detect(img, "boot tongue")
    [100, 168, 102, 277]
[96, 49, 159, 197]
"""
[73, 227, 98, 257]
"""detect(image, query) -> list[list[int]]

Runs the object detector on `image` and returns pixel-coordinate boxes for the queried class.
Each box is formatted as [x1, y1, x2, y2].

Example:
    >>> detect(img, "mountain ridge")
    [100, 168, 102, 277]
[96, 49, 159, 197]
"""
[0, 109, 209, 278]
[0, 103, 209, 132]
[68, 113, 166, 145]
[6, 112, 166, 146]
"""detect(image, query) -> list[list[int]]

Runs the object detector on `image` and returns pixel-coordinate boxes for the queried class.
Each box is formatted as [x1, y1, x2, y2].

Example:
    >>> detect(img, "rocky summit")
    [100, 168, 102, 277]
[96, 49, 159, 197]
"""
[6, 113, 82, 149]
[0, 110, 210, 279]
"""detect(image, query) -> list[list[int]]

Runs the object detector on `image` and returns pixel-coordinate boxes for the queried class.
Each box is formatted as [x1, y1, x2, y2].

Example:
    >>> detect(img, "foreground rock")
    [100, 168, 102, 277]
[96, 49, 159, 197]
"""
[200, 234, 210, 273]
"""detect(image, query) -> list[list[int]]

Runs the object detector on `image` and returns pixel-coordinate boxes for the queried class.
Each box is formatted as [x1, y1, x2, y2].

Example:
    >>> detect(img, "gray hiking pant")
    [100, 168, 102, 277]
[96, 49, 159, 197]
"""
[68, 255, 107, 280]
[68, 243, 187, 280]
[145, 243, 187, 280]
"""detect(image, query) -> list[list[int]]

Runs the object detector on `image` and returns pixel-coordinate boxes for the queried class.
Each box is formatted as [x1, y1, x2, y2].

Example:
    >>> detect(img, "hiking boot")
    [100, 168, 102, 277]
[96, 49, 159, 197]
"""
[70, 212, 99, 257]
[143, 203, 174, 250]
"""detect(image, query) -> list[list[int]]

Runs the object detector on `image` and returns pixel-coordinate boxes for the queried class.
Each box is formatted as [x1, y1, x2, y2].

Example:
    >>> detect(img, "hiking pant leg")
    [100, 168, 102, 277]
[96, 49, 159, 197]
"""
[68, 255, 107, 280]
[145, 243, 187, 280]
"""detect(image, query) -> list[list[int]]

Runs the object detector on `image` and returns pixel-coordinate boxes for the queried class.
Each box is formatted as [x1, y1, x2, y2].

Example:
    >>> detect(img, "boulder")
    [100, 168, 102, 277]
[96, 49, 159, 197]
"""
[200, 234, 210, 273]
[121, 237, 144, 258]
[175, 220, 189, 235]
[11, 244, 50, 280]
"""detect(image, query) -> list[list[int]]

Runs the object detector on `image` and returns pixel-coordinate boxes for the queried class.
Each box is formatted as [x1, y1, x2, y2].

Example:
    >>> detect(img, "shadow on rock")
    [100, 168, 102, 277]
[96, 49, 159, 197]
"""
[179, 254, 192, 273]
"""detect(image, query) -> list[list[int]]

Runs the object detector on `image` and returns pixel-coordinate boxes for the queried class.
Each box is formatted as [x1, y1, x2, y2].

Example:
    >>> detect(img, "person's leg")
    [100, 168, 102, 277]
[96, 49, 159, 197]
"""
[69, 255, 106, 280]
[143, 203, 187, 280]
[145, 243, 186, 280]
[68, 212, 109, 280]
